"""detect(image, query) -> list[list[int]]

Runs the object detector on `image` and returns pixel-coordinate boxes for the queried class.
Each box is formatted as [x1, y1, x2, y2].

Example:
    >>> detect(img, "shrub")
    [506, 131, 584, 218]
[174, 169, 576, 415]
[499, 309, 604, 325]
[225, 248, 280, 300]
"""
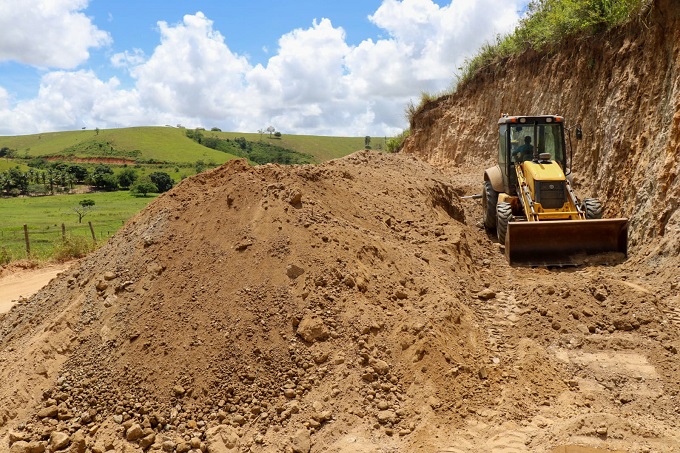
[149, 172, 174, 193]
[386, 130, 410, 153]
[130, 179, 158, 197]
[117, 168, 138, 189]
[53, 235, 95, 262]
[0, 247, 11, 265]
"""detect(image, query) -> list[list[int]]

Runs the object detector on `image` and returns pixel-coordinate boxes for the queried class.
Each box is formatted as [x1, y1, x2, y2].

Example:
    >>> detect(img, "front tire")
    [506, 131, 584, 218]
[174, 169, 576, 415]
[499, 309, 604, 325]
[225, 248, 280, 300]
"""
[496, 202, 513, 245]
[582, 198, 603, 219]
[483, 180, 498, 229]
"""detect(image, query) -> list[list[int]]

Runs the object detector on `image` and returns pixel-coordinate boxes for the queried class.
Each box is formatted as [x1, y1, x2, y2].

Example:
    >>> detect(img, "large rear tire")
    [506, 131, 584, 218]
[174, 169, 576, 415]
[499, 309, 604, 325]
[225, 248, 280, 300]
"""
[496, 202, 513, 245]
[483, 180, 498, 230]
[582, 198, 603, 219]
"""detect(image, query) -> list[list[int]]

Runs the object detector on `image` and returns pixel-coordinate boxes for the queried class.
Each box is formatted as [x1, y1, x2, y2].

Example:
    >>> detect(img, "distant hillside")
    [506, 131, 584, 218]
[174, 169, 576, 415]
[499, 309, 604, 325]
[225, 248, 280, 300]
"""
[0, 127, 374, 164]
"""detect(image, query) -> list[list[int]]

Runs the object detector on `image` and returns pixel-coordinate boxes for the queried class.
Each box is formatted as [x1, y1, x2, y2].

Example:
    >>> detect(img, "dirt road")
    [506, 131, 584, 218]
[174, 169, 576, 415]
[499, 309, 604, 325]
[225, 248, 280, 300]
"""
[0, 263, 71, 314]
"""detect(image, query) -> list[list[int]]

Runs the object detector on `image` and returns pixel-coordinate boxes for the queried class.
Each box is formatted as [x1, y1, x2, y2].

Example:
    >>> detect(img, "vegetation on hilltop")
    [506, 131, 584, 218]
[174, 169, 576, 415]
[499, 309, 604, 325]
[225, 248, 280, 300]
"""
[408, 0, 652, 123]
[185, 129, 314, 165]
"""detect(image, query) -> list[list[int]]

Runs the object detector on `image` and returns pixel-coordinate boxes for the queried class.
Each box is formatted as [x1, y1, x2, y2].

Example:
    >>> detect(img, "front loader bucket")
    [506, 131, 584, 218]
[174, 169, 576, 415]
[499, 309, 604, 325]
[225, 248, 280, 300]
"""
[505, 218, 629, 266]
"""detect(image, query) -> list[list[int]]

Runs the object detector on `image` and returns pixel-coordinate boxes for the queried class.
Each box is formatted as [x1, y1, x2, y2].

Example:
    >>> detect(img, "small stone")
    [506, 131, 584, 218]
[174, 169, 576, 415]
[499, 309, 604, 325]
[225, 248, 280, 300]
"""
[35, 364, 48, 376]
[49, 431, 70, 451]
[373, 359, 390, 375]
[296, 315, 329, 342]
[377, 410, 396, 424]
[173, 385, 186, 396]
[95, 280, 108, 292]
[284, 389, 296, 399]
[395, 290, 408, 300]
[126, 424, 144, 441]
[287, 189, 303, 206]
[9, 432, 27, 444]
[290, 429, 311, 453]
[37, 405, 58, 419]
[139, 434, 156, 449]
[113, 414, 123, 424]
[70, 431, 86, 453]
[9, 441, 30, 453]
[593, 287, 608, 302]
[286, 264, 305, 279]
[477, 288, 496, 300]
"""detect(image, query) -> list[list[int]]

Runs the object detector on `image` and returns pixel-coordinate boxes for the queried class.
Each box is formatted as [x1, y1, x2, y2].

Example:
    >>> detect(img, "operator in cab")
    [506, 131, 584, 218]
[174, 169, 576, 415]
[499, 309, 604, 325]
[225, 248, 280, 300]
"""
[513, 136, 534, 162]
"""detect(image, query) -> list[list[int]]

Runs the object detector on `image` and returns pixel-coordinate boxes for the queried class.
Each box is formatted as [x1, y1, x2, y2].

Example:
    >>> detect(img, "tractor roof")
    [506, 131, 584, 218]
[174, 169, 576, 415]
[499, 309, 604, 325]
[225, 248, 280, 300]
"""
[498, 115, 564, 125]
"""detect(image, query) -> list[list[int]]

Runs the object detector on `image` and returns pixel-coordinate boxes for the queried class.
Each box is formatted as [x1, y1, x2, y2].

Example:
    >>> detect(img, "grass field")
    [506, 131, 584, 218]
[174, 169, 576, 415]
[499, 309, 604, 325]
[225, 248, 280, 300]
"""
[0, 190, 157, 262]
[0, 160, 29, 172]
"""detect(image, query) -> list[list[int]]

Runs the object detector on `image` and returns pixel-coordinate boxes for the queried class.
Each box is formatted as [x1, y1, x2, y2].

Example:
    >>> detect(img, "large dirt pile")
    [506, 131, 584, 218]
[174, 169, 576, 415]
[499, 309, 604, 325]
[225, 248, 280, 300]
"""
[403, 0, 680, 261]
[2, 151, 680, 453]
[0, 152, 479, 452]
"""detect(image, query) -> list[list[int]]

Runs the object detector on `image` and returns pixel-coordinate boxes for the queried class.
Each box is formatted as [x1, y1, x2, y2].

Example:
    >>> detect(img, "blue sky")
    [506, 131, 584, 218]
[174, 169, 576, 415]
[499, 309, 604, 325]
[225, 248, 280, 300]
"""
[0, 0, 528, 136]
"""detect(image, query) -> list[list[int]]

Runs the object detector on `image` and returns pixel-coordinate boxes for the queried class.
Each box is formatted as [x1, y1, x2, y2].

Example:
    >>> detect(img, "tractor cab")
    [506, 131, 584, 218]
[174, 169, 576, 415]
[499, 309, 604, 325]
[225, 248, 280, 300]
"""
[498, 115, 568, 196]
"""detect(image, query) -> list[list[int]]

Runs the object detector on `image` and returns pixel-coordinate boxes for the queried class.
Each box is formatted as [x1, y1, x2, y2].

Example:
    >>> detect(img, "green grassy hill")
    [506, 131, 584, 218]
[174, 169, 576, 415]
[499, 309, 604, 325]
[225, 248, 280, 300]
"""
[0, 127, 238, 164]
[210, 131, 382, 162]
[0, 127, 376, 164]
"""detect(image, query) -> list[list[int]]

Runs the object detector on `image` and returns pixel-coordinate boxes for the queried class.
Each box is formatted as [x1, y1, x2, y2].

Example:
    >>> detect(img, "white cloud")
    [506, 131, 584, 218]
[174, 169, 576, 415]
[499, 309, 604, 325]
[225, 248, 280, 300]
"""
[0, 0, 111, 69]
[131, 12, 251, 119]
[0, 1, 528, 137]
[111, 49, 146, 68]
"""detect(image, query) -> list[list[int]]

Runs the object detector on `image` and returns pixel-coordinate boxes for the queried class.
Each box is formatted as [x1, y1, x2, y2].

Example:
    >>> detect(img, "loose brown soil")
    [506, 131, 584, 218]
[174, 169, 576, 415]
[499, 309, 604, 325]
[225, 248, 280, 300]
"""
[1, 152, 678, 453]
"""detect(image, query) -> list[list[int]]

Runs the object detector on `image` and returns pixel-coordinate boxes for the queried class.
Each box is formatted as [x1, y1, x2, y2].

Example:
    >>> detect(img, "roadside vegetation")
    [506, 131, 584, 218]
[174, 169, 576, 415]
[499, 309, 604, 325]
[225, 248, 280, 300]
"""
[407, 0, 652, 123]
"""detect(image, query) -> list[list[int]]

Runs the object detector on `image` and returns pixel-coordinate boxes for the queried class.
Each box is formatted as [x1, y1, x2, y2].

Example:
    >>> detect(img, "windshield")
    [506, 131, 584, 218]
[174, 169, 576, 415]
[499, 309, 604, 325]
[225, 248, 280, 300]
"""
[509, 123, 565, 164]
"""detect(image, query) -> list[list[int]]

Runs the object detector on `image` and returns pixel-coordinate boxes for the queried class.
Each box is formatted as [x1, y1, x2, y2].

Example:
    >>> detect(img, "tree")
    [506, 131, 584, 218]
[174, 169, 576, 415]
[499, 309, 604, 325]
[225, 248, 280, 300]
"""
[364, 136, 372, 149]
[67, 164, 89, 183]
[274, 131, 282, 138]
[74, 199, 95, 223]
[149, 172, 174, 193]
[117, 168, 138, 189]
[266, 126, 275, 138]
[91, 164, 118, 190]
[130, 179, 157, 197]
[211, 127, 222, 132]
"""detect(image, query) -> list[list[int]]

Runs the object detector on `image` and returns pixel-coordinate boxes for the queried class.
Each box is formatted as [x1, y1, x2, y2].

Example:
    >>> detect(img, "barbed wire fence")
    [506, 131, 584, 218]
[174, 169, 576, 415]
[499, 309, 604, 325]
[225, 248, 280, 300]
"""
[0, 222, 116, 262]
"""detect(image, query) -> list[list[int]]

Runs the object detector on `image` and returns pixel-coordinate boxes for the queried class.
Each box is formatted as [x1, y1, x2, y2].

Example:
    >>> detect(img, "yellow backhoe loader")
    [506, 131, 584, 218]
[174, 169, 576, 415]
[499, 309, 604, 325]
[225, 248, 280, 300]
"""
[483, 115, 628, 266]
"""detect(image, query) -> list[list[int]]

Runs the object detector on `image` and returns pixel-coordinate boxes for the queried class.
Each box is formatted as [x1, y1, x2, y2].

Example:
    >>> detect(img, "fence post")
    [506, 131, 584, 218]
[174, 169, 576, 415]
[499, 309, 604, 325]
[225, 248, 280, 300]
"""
[88, 221, 96, 242]
[24, 224, 30, 257]
[62, 223, 66, 241]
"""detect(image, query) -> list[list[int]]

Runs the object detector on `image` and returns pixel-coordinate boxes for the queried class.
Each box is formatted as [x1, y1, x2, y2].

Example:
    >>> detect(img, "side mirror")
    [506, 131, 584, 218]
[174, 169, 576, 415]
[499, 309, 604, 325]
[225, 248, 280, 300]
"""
[575, 126, 583, 140]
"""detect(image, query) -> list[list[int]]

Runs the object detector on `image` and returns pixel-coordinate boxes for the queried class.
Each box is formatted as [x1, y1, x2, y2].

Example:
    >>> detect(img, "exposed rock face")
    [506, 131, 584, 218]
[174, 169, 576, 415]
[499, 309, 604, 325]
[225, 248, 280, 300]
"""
[403, 0, 680, 260]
